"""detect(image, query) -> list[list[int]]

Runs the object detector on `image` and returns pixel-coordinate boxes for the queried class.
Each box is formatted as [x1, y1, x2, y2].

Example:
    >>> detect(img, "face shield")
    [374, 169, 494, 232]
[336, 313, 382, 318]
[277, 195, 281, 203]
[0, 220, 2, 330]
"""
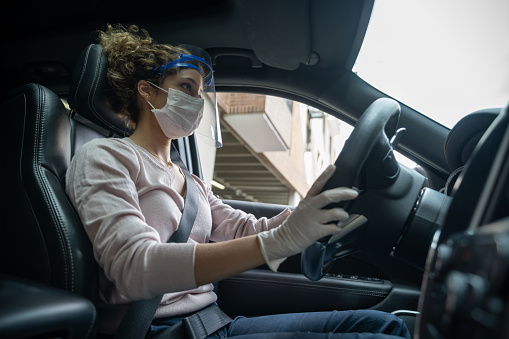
[153, 45, 222, 147]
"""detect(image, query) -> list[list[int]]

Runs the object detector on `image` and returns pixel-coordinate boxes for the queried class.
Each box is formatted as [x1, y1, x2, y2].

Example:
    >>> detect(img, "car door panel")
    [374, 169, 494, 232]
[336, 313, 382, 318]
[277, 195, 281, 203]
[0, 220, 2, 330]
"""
[218, 269, 420, 317]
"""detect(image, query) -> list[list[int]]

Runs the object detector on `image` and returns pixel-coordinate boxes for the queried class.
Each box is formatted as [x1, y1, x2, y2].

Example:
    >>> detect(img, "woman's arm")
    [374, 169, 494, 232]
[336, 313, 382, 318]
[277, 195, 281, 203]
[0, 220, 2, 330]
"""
[195, 165, 359, 284]
[205, 183, 291, 242]
[194, 235, 264, 286]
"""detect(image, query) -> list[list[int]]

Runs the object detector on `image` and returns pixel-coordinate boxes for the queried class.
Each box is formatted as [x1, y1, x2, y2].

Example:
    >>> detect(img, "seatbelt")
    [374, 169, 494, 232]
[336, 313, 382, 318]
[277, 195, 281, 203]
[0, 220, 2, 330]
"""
[113, 143, 203, 339]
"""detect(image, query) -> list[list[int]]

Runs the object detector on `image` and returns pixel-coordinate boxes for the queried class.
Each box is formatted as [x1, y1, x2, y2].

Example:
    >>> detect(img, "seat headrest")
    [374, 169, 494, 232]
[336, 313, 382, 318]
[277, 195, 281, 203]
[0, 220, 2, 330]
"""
[444, 108, 500, 171]
[68, 44, 134, 137]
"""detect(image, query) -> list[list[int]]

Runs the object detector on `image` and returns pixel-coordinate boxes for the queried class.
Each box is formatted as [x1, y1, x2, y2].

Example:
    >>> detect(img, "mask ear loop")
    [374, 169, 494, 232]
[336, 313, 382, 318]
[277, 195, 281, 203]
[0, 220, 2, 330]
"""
[146, 98, 156, 110]
[145, 81, 169, 110]
[147, 81, 168, 93]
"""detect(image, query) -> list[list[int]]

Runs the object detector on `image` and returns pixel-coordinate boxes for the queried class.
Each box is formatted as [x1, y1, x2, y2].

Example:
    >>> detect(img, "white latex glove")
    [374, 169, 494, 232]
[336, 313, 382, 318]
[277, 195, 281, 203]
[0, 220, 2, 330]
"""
[257, 165, 358, 271]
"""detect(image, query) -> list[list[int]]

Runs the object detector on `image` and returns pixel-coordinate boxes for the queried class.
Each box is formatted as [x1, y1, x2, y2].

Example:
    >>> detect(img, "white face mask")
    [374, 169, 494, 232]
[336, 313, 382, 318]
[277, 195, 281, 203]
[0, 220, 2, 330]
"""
[146, 82, 205, 139]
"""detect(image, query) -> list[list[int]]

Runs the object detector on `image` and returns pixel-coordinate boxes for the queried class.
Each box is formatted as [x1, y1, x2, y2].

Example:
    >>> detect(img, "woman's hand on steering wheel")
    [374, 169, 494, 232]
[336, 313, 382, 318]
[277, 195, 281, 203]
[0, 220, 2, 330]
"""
[257, 165, 358, 271]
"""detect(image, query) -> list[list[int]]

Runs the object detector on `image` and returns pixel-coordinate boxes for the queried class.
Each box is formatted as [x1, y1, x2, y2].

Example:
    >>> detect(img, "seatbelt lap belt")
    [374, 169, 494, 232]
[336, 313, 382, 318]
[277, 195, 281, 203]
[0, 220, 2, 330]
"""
[113, 143, 231, 339]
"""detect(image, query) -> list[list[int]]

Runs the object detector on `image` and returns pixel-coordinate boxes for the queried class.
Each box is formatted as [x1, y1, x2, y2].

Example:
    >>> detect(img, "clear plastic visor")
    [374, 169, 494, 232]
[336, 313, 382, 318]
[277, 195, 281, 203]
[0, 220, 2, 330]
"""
[154, 47, 222, 148]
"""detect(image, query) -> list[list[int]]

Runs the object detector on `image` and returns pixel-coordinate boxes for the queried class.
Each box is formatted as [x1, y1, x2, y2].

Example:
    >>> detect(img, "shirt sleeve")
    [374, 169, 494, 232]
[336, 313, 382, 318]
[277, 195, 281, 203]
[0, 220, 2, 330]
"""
[206, 184, 291, 242]
[65, 139, 198, 300]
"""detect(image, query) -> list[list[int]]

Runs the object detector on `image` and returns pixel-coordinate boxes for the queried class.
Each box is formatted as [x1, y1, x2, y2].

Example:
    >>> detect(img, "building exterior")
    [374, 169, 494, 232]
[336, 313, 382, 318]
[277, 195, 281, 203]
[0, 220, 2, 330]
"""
[196, 92, 350, 206]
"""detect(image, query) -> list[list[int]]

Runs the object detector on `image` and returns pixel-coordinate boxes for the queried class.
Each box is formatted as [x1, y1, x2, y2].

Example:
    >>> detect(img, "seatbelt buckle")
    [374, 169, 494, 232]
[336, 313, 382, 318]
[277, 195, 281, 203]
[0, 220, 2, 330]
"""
[183, 304, 232, 339]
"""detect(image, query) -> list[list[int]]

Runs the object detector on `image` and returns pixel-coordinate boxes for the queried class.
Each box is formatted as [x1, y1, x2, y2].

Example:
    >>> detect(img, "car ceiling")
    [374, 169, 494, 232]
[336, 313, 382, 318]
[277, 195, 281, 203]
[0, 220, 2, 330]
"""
[2, 0, 368, 99]
[1, 0, 452, 183]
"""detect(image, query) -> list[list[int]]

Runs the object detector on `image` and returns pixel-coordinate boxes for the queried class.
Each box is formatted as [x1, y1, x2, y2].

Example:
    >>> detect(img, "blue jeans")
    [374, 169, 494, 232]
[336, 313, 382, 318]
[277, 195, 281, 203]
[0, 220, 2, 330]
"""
[148, 309, 411, 338]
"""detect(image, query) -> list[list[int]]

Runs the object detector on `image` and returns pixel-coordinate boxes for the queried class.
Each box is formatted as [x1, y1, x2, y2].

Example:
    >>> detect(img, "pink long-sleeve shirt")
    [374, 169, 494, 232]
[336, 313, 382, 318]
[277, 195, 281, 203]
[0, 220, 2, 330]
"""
[65, 137, 290, 333]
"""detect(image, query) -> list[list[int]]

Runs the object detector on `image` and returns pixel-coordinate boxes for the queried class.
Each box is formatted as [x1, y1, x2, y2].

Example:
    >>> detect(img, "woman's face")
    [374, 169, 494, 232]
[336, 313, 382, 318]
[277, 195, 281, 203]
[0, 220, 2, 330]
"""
[144, 67, 204, 112]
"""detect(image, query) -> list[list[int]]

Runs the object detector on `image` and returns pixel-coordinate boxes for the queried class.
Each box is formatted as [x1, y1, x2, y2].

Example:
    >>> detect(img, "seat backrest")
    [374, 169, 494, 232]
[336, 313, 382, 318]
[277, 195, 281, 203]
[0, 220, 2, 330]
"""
[0, 44, 132, 305]
[0, 83, 102, 304]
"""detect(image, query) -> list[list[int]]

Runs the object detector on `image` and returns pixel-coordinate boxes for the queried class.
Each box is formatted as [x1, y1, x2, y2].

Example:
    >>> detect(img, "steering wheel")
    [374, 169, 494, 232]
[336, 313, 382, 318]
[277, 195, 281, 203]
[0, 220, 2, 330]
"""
[301, 98, 426, 281]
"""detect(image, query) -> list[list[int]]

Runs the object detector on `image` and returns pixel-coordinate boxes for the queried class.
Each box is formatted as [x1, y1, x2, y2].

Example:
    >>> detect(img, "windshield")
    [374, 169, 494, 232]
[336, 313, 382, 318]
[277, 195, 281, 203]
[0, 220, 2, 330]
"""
[353, 0, 509, 128]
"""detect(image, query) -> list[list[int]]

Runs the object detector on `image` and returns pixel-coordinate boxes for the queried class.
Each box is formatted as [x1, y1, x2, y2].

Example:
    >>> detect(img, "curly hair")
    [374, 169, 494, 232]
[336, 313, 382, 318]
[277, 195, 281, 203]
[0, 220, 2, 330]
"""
[98, 24, 190, 125]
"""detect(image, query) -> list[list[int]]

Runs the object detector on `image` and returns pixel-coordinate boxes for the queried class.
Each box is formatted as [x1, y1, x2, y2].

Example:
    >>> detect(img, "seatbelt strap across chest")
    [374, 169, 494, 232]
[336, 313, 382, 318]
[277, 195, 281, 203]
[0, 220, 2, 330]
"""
[113, 143, 202, 339]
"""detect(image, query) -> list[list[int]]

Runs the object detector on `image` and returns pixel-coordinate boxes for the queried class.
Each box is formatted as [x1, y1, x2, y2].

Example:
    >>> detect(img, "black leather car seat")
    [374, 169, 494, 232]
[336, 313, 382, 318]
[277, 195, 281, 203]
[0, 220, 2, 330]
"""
[0, 44, 122, 336]
[0, 43, 131, 338]
[0, 81, 102, 302]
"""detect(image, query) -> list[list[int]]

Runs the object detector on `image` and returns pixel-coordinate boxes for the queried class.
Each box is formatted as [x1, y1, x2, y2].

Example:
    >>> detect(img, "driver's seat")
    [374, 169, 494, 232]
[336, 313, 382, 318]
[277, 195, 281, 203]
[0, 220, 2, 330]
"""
[0, 83, 102, 338]
[0, 46, 109, 335]
[0, 82, 106, 299]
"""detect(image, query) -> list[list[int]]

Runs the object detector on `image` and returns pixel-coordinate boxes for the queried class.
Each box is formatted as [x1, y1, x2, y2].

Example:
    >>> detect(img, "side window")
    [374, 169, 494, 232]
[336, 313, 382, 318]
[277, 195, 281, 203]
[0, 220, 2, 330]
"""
[196, 93, 418, 205]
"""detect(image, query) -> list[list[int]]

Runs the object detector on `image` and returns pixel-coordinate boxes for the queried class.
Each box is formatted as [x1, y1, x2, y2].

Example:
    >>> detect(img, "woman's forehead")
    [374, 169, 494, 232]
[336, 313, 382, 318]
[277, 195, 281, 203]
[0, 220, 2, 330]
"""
[163, 68, 203, 87]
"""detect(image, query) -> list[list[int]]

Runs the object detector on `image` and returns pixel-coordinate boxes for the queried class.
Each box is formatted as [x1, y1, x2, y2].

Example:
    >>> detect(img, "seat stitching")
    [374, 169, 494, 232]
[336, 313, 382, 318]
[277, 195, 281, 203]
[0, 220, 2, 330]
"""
[33, 85, 75, 292]
[89, 47, 124, 135]
[72, 45, 92, 111]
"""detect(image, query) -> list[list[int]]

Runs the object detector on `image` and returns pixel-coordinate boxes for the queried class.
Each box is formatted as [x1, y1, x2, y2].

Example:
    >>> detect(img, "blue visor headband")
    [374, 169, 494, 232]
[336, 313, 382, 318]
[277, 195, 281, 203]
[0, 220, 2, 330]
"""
[154, 54, 213, 85]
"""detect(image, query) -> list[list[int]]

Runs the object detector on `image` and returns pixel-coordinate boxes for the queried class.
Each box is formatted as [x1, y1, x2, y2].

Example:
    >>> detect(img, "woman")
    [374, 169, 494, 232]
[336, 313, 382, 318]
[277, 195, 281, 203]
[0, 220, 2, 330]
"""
[65, 24, 410, 338]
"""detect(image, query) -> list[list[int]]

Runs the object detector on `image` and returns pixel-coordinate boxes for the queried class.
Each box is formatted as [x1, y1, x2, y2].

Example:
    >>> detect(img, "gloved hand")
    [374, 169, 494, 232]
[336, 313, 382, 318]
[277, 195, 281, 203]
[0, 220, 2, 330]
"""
[257, 165, 358, 271]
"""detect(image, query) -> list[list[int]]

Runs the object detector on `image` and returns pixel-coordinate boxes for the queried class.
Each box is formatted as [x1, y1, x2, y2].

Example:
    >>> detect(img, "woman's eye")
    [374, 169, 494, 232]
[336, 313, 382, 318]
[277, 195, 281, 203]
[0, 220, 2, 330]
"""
[181, 83, 192, 92]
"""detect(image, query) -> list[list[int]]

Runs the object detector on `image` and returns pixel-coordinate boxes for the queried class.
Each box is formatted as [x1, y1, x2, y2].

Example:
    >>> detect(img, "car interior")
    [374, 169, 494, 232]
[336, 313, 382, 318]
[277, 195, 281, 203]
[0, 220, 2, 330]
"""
[1, 0, 508, 338]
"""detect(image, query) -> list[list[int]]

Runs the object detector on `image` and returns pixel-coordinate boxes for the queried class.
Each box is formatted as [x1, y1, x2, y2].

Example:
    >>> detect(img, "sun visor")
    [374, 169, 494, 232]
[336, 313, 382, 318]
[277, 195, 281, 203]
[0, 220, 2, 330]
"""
[234, 0, 311, 70]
